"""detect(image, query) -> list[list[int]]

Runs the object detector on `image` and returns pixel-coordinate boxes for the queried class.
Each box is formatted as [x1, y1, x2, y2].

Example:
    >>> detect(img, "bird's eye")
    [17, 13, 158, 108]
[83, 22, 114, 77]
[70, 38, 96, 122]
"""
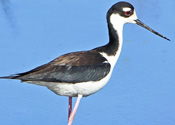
[124, 10, 132, 16]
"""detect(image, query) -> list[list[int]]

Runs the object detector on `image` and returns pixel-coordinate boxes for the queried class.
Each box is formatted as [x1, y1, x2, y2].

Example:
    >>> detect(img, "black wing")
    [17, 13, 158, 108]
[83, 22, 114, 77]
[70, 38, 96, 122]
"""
[2, 63, 110, 83]
[0, 50, 111, 83]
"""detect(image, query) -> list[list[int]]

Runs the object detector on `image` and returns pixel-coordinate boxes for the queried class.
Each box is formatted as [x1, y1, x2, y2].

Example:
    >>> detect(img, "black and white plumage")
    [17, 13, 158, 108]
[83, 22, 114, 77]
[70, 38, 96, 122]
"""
[0, 1, 170, 125]
[3, 50, 112, 97]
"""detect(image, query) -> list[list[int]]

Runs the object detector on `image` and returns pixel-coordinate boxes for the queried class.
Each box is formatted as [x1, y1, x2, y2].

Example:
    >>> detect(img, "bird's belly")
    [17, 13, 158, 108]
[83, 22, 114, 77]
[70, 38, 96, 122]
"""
[49, 71, 112, 97]
[27, 71, 112, 97]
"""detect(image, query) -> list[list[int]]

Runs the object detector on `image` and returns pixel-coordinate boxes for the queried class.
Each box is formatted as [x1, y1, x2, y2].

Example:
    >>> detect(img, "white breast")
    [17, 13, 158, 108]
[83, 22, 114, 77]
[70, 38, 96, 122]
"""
[26, 69, 112, 97]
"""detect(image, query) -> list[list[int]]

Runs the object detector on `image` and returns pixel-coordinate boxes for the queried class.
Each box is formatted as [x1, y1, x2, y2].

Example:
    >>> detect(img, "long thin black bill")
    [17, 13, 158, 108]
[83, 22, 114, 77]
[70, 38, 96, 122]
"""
[135, 19, 170, 41]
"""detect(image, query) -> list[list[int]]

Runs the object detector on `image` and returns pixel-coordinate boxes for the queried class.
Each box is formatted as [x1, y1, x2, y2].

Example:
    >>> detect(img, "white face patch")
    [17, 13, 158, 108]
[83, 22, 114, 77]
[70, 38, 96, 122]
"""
[128, 10, 138, 23]
[123, 7, 131, 12]
[110, 10, 138, 28]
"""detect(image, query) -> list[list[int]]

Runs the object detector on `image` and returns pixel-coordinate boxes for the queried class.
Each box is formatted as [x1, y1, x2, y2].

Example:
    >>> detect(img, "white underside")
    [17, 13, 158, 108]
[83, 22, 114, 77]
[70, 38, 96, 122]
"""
[27, 70, 112, 97]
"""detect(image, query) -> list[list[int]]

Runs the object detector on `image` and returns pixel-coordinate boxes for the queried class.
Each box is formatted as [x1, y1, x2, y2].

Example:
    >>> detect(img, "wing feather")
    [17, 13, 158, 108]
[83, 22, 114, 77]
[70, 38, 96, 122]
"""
[0, 50, 111, 83]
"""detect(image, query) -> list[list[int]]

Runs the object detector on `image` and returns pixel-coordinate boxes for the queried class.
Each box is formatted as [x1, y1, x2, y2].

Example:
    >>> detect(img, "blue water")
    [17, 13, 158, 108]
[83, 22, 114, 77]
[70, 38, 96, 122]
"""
[0, 0, 174, 125]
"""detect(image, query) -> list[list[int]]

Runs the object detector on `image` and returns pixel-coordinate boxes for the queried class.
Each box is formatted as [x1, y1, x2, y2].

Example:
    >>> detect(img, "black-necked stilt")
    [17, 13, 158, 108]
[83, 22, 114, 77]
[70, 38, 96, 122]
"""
[0, 1, 170, 125]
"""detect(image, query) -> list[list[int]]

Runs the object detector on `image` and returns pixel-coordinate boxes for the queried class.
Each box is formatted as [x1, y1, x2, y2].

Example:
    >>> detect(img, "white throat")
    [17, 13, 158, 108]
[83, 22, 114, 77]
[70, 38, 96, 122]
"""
[109, 10, 138, 41]
[110, 13, 125, 43]
[100, 14, 125, 70]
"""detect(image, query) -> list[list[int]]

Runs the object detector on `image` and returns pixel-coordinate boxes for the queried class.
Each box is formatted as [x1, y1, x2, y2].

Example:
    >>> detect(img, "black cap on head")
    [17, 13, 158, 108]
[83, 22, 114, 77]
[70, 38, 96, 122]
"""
[107, 2, 134, 18]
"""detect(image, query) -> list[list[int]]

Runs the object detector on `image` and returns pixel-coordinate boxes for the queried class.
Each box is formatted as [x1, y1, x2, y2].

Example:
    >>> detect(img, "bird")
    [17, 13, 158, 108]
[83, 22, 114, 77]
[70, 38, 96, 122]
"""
[0, 1, 170, 125]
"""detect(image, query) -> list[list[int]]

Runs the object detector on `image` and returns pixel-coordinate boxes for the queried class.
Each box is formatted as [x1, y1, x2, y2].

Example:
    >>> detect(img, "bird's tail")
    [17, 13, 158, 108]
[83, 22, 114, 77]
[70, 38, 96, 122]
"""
[0, 74, 20, 79]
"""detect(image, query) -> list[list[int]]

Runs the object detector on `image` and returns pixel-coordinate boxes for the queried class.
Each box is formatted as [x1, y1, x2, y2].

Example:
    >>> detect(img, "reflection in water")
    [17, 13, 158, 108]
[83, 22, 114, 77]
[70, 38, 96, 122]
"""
[1, 0, 10, 15]
[0, 0, 16, 28]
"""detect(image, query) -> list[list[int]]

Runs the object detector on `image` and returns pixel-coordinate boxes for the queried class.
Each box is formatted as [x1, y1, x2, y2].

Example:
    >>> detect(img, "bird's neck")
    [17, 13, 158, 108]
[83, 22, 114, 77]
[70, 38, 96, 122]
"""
[106, 21, 124, 56]
[94, 21, 124, 55]
[93, 15, 124, 68]
[96, 13, 124, 55]
[107, 13, 125, 55]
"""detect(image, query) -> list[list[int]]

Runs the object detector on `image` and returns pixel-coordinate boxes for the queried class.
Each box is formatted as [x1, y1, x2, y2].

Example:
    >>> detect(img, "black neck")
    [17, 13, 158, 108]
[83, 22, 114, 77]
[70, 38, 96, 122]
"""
[93, 20, 120, 56]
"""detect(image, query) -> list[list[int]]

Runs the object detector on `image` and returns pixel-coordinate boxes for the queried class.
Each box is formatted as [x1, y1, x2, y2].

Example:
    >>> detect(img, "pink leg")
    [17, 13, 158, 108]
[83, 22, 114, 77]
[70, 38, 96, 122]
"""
[68, 97, 72, 119]
[68, 94, 82, 125]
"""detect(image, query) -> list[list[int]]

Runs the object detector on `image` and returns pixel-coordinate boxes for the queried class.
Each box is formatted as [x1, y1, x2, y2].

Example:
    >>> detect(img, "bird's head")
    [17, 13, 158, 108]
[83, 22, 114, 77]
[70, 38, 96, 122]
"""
[107, 1, 170, 41]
